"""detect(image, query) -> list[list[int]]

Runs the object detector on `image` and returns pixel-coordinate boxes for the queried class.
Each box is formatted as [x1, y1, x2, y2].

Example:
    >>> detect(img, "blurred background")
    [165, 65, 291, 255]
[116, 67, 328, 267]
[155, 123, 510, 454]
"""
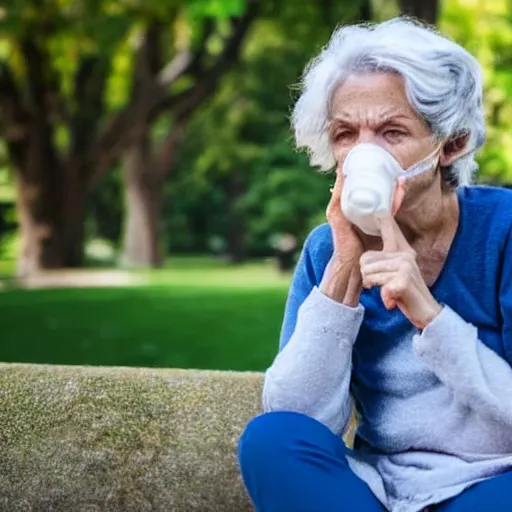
[0, 0, 510, 372]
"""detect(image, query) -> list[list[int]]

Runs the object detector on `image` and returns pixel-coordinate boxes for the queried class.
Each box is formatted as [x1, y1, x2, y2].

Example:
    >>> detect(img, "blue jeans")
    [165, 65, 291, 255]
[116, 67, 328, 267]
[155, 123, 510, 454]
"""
[238, 411, 512, 512]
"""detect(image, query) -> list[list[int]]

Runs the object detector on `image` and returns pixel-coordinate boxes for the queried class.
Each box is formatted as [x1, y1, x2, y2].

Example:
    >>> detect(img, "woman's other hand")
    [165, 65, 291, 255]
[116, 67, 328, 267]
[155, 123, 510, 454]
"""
[320, 171, 364, 306]
[360, 214, 443, 330]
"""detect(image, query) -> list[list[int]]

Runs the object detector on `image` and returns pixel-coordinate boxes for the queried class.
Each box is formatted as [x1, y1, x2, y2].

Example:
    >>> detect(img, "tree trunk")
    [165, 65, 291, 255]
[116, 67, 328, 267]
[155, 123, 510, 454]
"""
[226, 171, 246, 264]
[11, 109, 88, 277]
[359, 0, 373, 21]
[1, 7, 258, 277]
[399, 0, 438, 24]
[15, 167, 87, 277]
[121, 134, 162, 268]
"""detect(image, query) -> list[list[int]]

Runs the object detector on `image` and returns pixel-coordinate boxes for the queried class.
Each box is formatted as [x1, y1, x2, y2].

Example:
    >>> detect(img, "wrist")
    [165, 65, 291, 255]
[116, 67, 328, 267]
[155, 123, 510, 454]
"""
[320, 278, 348, 303]
[320, 256, 362, 305]
[343, 268, 363, 307]
[427, 301, 443, 323]
[417, 301, 443, 331]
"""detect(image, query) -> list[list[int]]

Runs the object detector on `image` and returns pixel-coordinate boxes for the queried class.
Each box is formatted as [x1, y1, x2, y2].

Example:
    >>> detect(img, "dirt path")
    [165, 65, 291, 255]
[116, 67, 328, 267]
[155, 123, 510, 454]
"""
[14, 270, 146, 289]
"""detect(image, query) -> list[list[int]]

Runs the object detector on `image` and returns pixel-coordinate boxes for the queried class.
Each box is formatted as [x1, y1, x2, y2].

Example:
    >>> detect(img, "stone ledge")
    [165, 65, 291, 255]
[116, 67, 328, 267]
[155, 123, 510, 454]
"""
[0, 363, 262, 512]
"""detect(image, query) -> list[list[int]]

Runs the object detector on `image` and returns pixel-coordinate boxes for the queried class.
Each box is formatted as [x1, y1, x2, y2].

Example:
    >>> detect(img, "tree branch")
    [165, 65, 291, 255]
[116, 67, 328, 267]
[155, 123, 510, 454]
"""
[133, 20, 164, 95]
[69, 55, 109, 162]
[188, 18, 216, 75]
[20, 36, 52, 113]
[157, 17, 215, 89]
[19, 32, 64, 179]
[89, 0, 258, 187]
[153, 122, 187, 178]
[160, 0, 259, 121]
[150, 6, 258, 181]
[157, 50, 193, 88]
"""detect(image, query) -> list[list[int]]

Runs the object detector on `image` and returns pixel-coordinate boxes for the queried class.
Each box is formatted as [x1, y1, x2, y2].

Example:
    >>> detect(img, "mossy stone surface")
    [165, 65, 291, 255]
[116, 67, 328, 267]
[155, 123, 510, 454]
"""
[0, 364, 263, 512]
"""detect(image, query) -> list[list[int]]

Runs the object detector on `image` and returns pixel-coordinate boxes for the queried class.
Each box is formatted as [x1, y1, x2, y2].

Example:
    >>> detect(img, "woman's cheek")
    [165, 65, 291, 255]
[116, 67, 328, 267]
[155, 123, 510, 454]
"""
[390, 140, 426, 169]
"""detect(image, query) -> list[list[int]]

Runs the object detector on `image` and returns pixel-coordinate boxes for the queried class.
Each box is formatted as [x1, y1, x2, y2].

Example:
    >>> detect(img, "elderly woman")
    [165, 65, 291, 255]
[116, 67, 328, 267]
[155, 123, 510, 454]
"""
[238, 17, 512, 512]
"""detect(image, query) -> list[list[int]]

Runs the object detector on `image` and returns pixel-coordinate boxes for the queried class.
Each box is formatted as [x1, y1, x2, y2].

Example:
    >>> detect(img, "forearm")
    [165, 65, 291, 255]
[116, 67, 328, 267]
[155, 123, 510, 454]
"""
[320, 254, 362, 307]
[263, 286, 364, 435]
[414, 306, 512, 425]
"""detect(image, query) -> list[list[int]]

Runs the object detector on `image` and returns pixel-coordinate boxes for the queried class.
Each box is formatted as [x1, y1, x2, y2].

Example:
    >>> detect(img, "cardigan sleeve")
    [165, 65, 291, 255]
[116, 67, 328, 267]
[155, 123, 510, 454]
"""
[278, 224, 333, 351]
[264, 224, 364, 435]
[413, 229, 512, 427]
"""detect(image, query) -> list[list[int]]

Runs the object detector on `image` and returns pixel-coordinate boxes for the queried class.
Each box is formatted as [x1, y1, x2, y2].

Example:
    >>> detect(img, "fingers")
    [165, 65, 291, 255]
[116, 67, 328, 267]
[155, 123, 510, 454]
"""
[360, 250, 413, 271]
[377, 178, 412, 253]
[381, 286, 399, 311]
[360, 250, 400, 267]
[378, 214, 413, 254]
[360, 251, 401, 289]
[326, 172, 343, 224]
[379, 275, 408, 310]
[360, 250, 416, 294]
[362, 271, 394, 289]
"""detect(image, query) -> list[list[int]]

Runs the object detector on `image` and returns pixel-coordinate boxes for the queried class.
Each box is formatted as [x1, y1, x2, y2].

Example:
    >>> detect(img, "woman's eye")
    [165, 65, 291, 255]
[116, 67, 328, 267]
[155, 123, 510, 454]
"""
[333, 131, 354, 143]
[384, 129, 406, 140]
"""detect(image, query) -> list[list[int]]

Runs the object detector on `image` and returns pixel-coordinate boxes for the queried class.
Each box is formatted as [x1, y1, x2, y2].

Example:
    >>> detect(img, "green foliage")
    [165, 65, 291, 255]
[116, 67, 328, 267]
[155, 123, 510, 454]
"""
[86, 170, 124, 244]
[0, 0, 264, 255]
[4, 0, 512, 264]
[165, 0, 512, 259]
[0, 230, 18, 262]
[441, 0, 512, 182]
[0, 0, 260, 157]
[0, 142, 16, 262]
[186, 0, 245, 20]
[242, 164, 331, 248]
[0, 152, 14, 202]
[169, 2, 364, 255]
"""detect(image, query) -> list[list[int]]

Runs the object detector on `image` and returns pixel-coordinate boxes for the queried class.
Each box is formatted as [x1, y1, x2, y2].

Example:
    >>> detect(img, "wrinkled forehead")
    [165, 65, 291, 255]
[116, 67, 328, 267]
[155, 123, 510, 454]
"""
[327, 72, 429, 128]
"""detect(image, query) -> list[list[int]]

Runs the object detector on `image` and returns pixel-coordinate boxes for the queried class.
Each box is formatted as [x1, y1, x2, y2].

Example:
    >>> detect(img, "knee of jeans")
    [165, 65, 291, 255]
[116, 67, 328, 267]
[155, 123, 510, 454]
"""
[238, 411, 312, 469]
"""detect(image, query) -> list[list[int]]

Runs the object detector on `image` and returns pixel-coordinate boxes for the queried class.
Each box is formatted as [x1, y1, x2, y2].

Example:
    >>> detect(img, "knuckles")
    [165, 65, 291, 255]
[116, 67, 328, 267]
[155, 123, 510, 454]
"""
[359, 251, 380, 266]
[360, 250, 417, 268]
[360, 249, 419, 295]
[384, 278, 407, 295]
[398, 256, 416, 276]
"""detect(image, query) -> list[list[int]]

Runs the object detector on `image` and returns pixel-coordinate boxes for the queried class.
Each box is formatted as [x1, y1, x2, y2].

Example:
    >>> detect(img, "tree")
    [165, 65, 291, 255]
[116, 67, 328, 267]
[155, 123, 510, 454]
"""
[146, 0, 512, 268]
[0, 0, 257, 276]
[441, 0, 512, 184]
[120, 6, 257, 267]
[167, 1, 371, 263]
[398, 0, 438, 24]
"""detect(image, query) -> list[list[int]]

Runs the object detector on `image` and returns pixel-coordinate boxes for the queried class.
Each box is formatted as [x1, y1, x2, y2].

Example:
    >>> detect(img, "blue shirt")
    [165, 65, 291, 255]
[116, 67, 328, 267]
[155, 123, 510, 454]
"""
[281, 185, 512, 367]
[267, 185, 512, 511]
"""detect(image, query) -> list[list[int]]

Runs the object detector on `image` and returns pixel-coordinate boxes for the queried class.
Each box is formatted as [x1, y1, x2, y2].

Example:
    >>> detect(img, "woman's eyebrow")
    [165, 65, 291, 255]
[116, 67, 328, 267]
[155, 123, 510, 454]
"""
[375, 110, 411, 123]
[327, 116, 411, 133]
[381, 115, 411, 123]
[328, 117, 358, 129]
[329, 109, 412, 124]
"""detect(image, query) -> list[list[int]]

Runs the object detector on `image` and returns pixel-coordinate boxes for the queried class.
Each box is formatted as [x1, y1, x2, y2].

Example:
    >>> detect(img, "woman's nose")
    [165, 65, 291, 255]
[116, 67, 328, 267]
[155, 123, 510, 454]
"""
[356, 129, 379, 145]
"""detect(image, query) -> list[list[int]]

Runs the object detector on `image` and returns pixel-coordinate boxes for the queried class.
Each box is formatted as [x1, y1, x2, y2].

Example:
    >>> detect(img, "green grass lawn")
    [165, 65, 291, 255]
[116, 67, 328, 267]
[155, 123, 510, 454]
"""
[0, 258, 291, 371]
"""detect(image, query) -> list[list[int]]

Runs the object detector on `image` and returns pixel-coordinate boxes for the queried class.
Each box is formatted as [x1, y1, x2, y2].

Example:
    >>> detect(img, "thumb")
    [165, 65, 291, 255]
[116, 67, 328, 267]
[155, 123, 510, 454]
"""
[326, 170, 344, 224]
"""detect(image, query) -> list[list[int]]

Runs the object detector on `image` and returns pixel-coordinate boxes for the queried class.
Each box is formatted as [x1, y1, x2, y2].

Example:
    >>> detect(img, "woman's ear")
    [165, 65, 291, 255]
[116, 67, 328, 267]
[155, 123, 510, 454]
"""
[439, 133, 470, 167]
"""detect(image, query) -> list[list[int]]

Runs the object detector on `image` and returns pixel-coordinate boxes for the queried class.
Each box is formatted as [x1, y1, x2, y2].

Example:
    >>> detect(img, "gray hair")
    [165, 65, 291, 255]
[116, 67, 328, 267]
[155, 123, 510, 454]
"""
[291, 17, 485, 187]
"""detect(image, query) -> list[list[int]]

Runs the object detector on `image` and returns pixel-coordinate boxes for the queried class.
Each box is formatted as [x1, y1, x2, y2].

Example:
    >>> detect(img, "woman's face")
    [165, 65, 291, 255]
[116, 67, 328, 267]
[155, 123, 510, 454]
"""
[329, 72, 437, 172]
